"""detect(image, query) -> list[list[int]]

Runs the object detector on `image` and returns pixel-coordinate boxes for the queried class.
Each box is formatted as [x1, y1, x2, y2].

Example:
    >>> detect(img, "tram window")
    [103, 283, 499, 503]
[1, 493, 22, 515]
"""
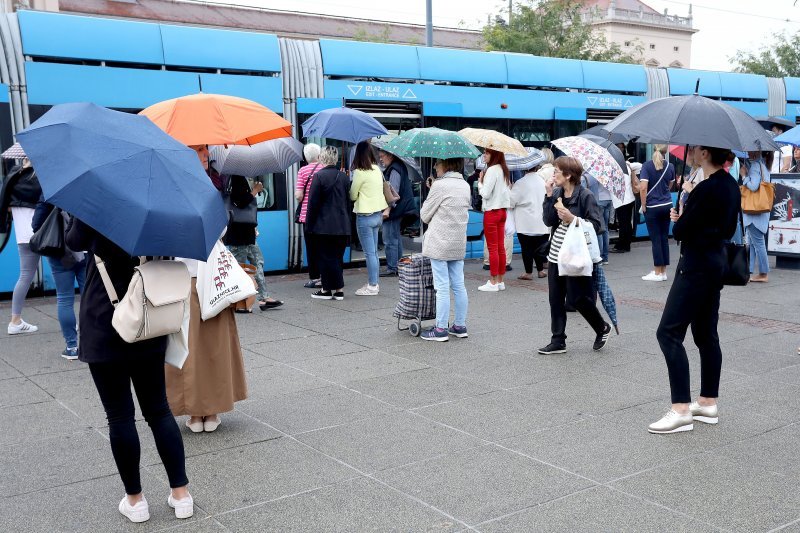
[509, 120, 551, 143]
[250, 173, 287, 212]
[424, 116, 459, 132]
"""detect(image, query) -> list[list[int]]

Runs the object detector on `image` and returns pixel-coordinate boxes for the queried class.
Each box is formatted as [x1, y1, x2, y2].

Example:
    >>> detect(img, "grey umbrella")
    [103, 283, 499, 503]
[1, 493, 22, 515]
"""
[604, 94, 779, 152]
[210, 137, 304, 176]
[474, 146, 546, 172]
[580, 125, 633, 145]
[756, 116, 795, 132]
[579, 134, 627, 170]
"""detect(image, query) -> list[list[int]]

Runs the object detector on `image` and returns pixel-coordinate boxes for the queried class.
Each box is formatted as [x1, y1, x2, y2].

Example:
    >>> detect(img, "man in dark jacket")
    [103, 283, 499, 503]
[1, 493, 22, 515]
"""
[378, 150, 416, 277]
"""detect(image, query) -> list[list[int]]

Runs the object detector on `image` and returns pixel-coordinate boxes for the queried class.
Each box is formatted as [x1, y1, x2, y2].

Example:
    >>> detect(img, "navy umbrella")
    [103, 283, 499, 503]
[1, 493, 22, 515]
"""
[604, 94, 779, 152]
[301, 106, 388, 144]
[593, 264, 618, 334]
[580, 125, 633, 145]
[17, 103, 227, 261]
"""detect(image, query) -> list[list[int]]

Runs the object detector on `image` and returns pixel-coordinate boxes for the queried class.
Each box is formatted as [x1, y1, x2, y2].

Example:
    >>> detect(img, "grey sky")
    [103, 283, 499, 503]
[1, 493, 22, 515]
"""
[212, 0, 800, 72]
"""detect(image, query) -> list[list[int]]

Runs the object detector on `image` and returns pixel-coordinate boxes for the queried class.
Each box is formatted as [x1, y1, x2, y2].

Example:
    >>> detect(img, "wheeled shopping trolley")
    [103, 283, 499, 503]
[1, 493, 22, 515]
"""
[393, 254, 436, 337]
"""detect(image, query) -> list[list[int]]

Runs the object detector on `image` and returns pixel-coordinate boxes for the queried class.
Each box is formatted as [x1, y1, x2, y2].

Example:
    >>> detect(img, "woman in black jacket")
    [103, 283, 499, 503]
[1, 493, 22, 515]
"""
[538, 156, 611, 355]
[305, 146, 351, 300]
[65, 218, 193, 524]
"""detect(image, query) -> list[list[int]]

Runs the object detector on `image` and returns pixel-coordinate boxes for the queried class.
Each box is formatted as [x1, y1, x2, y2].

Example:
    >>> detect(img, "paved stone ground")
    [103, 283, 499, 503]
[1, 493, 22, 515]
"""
[1, 243, 799, 532]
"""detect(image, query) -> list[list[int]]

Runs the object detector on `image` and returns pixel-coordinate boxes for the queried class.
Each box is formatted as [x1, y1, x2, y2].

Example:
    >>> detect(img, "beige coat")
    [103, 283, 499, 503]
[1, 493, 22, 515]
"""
[420, 172, 471, 261]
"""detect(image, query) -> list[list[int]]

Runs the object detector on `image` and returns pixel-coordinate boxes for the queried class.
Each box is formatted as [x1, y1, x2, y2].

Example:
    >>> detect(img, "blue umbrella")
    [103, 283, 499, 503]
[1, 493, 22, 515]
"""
[301, 106, 388, 143]
[17, 103, 227, 260]
[774, 125, 800, 147]
[593, 264, 618, 333]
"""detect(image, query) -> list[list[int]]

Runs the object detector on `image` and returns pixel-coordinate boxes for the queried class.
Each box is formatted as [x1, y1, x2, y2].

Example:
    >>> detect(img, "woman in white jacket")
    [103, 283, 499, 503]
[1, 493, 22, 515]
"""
[478, 149, 511, 291]
[510, 158, 551, 280]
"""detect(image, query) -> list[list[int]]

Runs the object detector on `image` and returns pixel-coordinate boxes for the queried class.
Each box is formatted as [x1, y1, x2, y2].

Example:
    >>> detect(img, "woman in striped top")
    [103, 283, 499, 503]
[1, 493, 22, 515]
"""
[539, 156, 610, 355]
[296, 143, 323, 288]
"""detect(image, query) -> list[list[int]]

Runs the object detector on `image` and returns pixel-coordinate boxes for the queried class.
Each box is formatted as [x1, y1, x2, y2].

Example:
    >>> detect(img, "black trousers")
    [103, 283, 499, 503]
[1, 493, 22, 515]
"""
[89, 352, 188, 495]
[517, 234, 549, 273]
[614, 202, 635, 251]
[656, 263, 723, 404]
[315, 234, 348, 291]
[303, 224, 320, 280]
[548, 262, 606, 344]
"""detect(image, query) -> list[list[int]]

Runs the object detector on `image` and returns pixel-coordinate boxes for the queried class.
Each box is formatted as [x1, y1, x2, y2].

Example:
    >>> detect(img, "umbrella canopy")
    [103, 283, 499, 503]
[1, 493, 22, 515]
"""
[593, 264, 618, 332]
[756, 116, 795, 132]
[18, 103, 227, 260]
[475, 146, 546, 171]
[301, 107, 388, 144]
[603, 94, 779, 152]
[371, 134, 423, 178]
[774, 125, 800, 147]
[579, 134, 627, 170]
[458, 128, 528, 156]
[140, 93, 292, 146]
[382, 127, 480, 159]
[580, 125, 634, 145]
[552, 136, 626, 207]
[1, 142, 25, 159]
[210, 137, 303, 176]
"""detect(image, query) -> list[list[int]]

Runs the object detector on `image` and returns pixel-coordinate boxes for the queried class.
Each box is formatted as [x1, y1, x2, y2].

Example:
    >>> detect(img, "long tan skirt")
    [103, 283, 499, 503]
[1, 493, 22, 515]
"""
[166, 279, 248, 416]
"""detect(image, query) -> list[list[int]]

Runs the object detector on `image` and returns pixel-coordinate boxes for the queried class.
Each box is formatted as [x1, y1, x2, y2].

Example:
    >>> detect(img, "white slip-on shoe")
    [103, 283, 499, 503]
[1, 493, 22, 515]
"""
[642, 271, 664, 282]
[203, 415, 221, 432]
[661, 273, 669, 281]
[8, 320, 38, 335]
[498, 282, 506, 291]
[689, 402, 719, 424]
[185, 418, 204, 433]
[168, 493, 194, 519]
[478, 281, 499, 292]
[119, 495, 150, 523]
[648, 409, 693, 434]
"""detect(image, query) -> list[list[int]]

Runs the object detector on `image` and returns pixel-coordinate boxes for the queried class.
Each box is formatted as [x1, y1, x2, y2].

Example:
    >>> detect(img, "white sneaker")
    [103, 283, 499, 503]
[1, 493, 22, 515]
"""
[478, 281, 500, 292]
[168, 493, 194, 519]
[355, 284, 379, 296]
[8, 320, 38, 335]
[641, 271, 665, 282]
[498, 282, 506, 291]
[119, 495, 150, 523]
[689, 402, 719, 424]
[647, 409, 693, 434]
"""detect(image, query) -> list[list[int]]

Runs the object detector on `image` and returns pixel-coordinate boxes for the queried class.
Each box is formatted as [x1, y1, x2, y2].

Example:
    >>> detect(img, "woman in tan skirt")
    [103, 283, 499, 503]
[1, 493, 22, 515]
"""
[166, 145, 248, 433]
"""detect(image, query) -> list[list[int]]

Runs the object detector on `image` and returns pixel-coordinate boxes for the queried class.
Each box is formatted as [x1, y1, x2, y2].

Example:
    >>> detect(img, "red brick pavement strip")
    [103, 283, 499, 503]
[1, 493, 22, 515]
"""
[463, 271, 800, 334]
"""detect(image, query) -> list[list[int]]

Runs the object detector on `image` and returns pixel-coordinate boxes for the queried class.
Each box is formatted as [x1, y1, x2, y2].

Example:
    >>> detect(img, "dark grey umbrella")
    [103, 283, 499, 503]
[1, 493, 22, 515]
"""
[603, 94, 779, 152]
[755, 116, 795, 132]
[580, 125, 633, 145]
[579, 134, 627, 170]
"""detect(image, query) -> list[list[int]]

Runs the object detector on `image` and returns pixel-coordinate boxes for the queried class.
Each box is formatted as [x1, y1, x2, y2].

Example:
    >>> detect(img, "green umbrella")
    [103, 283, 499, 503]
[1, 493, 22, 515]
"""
[383, 127, 481, 159]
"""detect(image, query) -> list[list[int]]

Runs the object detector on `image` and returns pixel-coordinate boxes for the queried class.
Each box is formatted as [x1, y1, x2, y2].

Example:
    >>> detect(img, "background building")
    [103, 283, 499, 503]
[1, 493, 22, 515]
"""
[582, 0, 697, 68]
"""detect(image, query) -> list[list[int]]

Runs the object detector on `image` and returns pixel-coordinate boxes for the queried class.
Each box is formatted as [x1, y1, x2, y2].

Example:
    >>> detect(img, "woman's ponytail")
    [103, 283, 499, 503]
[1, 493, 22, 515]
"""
[652, 144, 667, 171]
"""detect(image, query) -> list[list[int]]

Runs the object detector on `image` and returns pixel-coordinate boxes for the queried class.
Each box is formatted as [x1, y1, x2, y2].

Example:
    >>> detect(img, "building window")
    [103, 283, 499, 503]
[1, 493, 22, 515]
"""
[650, 44, 656, 50]
[673, 46, 679, 52]
[624, 40, 631, 47]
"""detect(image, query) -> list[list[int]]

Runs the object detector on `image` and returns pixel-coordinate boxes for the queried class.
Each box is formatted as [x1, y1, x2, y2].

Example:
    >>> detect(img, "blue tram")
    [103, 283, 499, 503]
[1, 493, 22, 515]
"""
[0, 10, 794, 292]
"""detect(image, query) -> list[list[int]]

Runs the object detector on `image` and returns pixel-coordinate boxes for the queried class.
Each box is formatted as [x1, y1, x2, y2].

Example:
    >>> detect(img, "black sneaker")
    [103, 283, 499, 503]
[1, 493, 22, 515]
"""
[482, 264, 490, 270]
[333, 291, 344, 301]
[538, 342, 567, 355]
[379, 269, 398, 278]
[505, 264, 513, 271]
[311, 290, 333, 300]
[593, 323, 612, 351]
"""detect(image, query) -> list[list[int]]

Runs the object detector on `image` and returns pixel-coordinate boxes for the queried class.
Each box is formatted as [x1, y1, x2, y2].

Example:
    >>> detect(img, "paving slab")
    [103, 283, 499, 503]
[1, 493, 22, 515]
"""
[244, 363, 331, 398]
[0, 376, 52, 407]
[292, 349, 428, 384]
[246, 334, 368, 363]
[216, 476, 465, 532]
[0, 400, 87, 447]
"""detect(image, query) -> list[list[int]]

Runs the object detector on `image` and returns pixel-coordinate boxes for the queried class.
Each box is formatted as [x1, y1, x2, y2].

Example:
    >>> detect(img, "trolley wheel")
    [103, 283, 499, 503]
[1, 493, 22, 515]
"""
[409, 320, 421, 337]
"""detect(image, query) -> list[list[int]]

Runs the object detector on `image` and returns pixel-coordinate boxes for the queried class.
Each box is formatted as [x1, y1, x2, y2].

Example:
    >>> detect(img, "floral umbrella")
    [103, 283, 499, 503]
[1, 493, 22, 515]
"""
[552, 136, 626, 207]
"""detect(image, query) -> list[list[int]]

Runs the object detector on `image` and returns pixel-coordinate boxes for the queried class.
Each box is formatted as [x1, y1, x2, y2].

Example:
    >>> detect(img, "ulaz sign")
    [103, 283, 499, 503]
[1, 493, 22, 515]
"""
[347, 84, 417, 99]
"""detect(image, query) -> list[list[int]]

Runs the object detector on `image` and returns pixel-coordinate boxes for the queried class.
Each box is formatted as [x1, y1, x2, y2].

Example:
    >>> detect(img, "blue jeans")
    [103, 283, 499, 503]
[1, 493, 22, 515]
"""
[430, 259, 468, 329]
[746, 225, 769, 275]
[644, 204, 671, 267]
[597, 200, 613, 261]
[48, 256, 86, 349]
[382, 217, 403, 272]
[356, 212, 382, 286]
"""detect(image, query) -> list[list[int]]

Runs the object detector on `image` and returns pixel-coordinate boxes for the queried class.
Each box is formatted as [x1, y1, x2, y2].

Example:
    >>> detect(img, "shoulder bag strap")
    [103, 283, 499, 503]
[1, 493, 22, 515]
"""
[302, 164, 321, 197]
[94, 255, 120, 306]
[646, 162, 671, 198]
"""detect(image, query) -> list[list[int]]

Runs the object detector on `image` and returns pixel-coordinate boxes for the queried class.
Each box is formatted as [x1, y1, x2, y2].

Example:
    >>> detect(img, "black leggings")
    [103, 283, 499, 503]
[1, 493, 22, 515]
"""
[517, 234, 548, 274]
[656, 265, 723, 404]
[315, 234, 348, 291]
[547, 262, 606, 344]
[89, 352, 188, 495]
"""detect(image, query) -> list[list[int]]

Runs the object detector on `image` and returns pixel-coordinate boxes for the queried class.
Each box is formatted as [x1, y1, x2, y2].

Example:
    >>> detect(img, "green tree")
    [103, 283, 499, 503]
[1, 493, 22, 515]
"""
[483, 0, 642, 64]
[731, 32, 800, 77]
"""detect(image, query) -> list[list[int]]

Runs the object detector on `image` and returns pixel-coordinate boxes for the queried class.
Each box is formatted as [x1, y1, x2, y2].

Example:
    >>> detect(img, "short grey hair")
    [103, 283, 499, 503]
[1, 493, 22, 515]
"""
[318, 146, 339, 167]
[303, 143, 321, 163]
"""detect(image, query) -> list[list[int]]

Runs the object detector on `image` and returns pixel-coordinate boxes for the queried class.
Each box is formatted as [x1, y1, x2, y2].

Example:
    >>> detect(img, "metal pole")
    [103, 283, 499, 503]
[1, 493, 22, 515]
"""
[509, 0, 512, 25]
[425, 0, 433, 47]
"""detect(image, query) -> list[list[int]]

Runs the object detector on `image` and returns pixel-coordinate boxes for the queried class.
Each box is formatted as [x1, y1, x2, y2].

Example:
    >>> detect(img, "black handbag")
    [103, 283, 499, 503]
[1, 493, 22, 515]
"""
[294, 164, 320, 224]
[722, 209, 749, 286]
[224, 176, 258, 225]
[29, 206, 65, 258]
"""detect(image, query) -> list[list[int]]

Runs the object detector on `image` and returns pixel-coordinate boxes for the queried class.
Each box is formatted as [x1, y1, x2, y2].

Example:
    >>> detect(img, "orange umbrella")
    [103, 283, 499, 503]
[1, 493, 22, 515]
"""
[140, 93, 292, 146]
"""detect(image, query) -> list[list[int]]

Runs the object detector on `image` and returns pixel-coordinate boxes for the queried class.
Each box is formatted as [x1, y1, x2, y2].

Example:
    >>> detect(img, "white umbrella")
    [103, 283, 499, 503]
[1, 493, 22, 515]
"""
[1, 142, 25, 159]
[210, 137, 303, 176]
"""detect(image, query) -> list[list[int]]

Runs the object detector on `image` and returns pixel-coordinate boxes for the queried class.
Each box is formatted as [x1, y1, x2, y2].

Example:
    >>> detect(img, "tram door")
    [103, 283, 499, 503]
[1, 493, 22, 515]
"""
[346, 101, 423, 264]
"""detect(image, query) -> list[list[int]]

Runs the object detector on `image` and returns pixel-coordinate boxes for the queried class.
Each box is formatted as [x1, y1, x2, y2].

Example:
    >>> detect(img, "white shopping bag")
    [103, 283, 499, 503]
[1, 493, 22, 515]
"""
[165, 303, 190, 369]
[197, 241, 258, 321]
[578, 217, 602, 264]
[557, 218, 593, 277]
[504, 208, 516, 237]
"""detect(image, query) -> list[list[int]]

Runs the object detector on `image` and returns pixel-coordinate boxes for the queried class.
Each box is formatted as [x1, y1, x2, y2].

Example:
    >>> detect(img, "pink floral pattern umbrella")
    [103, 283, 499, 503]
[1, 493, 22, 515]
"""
[552, 136, 626, 206]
